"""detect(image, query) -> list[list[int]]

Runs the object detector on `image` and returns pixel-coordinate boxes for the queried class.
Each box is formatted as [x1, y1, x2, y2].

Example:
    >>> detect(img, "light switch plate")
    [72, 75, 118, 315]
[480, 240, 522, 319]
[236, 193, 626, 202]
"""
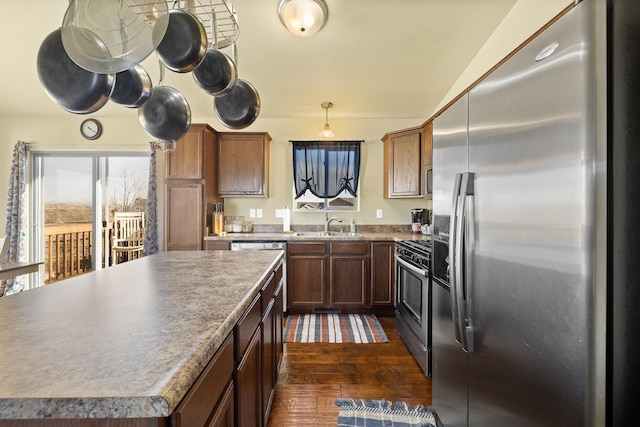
[257, 209, 263, 218]
[249, 209, 256, 218]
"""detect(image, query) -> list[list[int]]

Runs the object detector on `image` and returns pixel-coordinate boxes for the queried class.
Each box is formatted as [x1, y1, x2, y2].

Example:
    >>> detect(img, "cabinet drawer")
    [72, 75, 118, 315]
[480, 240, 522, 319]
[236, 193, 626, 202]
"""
[172, 333, 234, 427]
[288, 242, 327, 255]
[330, 241, 368, 255]
[236, 293, 262, 358]
[261, 272, 276, 313]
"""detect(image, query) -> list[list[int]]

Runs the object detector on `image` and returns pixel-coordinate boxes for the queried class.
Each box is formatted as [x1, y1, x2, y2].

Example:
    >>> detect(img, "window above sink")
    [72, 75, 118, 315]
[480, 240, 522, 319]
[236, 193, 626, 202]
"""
[291, 140, 363, 212]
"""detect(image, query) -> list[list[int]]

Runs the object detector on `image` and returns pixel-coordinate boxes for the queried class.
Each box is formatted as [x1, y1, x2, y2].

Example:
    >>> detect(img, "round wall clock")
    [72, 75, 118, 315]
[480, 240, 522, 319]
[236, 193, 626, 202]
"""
[80, 118, 103, 140]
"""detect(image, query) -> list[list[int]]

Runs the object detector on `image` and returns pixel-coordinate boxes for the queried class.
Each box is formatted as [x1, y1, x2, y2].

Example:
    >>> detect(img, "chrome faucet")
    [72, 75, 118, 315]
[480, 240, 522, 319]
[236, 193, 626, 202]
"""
[324, 213, 343, 233]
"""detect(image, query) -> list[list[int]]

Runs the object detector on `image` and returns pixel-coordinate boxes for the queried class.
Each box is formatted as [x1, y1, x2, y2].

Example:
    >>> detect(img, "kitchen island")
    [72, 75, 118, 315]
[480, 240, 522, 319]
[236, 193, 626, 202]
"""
[0, 250, 284, 426]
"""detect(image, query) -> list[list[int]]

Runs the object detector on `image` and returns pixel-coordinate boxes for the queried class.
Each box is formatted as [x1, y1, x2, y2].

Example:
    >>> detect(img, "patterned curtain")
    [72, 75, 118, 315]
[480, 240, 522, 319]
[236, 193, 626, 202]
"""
[143, 142, 160, 256]
[292, 140, 361, 199]
[2, 141, 29, 296]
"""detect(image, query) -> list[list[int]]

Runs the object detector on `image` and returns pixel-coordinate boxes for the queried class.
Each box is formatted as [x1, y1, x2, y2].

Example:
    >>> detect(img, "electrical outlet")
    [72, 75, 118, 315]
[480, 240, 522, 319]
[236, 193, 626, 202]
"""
[275, 209, 283, 218]
[376, 209, 383, 219]
[257, 209, 263, 218]
[249, 208, 256, 218]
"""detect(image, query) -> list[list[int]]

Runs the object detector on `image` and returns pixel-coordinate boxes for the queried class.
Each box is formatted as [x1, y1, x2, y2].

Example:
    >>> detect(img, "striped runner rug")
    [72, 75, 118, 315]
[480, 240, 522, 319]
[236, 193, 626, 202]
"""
[284, 313, 389, 343]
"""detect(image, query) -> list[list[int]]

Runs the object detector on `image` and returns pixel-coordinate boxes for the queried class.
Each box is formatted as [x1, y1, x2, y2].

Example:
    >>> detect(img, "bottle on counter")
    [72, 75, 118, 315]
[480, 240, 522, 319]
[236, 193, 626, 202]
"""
[350, 218, 356, 233]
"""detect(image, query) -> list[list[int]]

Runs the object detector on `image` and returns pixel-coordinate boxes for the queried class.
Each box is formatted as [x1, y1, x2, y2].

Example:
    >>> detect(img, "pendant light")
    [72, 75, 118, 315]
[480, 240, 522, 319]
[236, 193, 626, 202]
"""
[278, 0, 328, 38]
[319, 101, 335, 138]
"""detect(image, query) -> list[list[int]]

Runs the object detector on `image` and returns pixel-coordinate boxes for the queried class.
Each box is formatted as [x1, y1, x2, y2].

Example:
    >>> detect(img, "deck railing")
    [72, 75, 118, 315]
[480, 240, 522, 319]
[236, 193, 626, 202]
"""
[44, 224, 112, 284]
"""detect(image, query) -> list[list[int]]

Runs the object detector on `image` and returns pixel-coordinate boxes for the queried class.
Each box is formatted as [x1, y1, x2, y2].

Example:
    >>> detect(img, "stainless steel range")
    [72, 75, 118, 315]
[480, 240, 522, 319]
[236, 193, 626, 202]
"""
[395, 239, 432, 377]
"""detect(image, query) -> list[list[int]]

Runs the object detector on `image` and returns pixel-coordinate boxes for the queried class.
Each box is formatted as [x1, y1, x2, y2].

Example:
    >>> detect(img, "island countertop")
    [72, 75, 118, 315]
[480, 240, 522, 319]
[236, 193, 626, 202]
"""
[0, 250, 284, 420]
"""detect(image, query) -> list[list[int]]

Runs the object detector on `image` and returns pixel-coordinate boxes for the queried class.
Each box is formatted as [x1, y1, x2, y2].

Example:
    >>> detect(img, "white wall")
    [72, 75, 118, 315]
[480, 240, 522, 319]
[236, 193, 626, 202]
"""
[432, 0, 572, 115]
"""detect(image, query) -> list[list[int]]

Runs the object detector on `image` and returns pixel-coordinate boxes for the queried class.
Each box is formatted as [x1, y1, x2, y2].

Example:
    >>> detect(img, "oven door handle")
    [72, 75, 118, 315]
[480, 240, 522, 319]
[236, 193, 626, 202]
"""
[395, 255, 428, 277]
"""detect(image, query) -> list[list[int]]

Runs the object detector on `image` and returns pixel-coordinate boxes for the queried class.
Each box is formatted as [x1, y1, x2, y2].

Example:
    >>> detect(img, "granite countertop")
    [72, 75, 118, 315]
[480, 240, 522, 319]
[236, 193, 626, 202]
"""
[203, 231, 432, 242]
[0, 250, 284, 420]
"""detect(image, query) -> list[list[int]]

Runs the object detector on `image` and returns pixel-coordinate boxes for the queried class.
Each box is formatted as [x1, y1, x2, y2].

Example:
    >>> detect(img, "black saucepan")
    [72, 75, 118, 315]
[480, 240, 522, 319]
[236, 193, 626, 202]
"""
[110, 64, 152, 108]
[138, 86, 191, 142]
[37, 28, 114, 114]
[193, 11, 237, 96]
[214, 79, 261, 129]
[155, 9, 207, 73]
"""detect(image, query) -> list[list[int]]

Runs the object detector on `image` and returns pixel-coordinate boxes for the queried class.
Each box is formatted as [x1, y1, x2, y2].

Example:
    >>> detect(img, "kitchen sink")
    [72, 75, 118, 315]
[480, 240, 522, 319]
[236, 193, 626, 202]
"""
[292, 231, 362, 237]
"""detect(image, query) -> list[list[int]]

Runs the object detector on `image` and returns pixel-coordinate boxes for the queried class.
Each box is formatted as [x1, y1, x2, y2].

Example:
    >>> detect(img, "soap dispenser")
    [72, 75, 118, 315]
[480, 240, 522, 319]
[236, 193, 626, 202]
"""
[350, 218, 356, 233]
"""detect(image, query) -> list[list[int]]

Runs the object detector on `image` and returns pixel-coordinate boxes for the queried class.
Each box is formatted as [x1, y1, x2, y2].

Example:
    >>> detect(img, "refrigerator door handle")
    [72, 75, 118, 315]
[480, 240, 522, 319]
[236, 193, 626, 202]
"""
[450, 173, 463, 345]
[455, 172, 475, 353]
[462, 173, 475, 353]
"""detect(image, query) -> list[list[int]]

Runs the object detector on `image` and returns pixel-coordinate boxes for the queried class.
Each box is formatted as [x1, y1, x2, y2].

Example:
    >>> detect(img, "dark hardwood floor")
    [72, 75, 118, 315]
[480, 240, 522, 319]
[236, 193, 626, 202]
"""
[267, 315, 432, 427]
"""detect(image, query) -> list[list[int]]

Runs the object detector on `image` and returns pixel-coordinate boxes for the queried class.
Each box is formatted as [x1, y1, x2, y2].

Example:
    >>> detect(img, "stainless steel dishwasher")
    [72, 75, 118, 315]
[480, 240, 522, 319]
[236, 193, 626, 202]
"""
[230, 241, 287, 312]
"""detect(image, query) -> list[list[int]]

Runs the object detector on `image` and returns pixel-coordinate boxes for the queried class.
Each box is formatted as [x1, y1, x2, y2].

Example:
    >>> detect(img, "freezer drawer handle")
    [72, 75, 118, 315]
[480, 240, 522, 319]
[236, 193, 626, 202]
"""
[451, 172, 475, 353]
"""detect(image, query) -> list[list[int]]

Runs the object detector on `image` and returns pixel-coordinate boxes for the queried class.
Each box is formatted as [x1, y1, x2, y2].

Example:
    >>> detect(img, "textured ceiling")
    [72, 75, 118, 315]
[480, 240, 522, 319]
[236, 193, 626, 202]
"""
[0, 0, 524, 121]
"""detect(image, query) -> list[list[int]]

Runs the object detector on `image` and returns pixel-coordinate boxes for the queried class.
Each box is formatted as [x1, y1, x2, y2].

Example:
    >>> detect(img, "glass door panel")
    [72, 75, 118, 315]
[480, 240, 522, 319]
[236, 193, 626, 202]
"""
[32, 153, 149, 287]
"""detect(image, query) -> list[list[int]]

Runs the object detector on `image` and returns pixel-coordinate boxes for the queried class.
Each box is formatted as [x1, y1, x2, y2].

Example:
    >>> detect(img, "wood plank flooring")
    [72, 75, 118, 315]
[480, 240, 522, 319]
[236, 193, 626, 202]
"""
[267, 315, 432, 427]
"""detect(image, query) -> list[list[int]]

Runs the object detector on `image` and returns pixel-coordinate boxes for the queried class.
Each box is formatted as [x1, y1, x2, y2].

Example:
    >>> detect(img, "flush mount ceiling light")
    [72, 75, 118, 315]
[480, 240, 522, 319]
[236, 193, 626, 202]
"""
[319, 101, 335, 138]
[278, 0, 328, 38]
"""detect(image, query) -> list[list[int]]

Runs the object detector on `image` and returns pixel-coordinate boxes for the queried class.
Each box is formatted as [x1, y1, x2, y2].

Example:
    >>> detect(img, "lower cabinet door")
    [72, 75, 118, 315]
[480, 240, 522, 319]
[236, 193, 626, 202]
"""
[236, 327, 262, 427]
[207, 382, 234, 427]
[261, 299, 276, 423]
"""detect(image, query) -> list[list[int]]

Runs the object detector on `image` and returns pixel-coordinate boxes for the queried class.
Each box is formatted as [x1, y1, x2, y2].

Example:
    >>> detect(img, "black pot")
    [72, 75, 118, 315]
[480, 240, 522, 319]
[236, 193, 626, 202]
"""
[155, 9, 207, 73]
[193, 48, 237, 96]
[110, 64, 152, 108]
[37, 28, 114, 114]
[214, 79, 261, 129]
[138, 86, 191, 142]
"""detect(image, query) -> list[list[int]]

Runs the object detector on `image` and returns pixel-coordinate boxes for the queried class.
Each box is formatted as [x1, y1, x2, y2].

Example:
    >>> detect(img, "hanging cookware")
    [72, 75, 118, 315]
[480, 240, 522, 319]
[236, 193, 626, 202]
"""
[214, 79, 261, 129]
[138, 64, 191, 142]
[110, 64, 152, 108]
[193, 11, 237, 96]
[213, 44, 261, 129]
[61, 0, 169, 74]
[37, 28, 114, 114]
[156, 8, 208, 73]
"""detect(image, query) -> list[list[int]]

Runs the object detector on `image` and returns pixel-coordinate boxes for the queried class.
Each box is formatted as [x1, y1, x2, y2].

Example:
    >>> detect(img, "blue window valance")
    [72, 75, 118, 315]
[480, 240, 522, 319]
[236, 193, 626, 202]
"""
[292, 140, 362, 199]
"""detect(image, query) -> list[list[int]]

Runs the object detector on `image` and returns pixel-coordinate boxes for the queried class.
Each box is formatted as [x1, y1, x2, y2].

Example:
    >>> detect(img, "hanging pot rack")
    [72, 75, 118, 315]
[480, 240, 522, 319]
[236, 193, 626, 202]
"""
[170, 0, 239, 49]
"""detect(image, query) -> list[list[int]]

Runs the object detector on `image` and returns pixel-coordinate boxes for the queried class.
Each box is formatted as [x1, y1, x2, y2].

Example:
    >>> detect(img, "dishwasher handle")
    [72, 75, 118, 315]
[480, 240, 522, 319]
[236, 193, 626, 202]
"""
[230, 241, 286, 251]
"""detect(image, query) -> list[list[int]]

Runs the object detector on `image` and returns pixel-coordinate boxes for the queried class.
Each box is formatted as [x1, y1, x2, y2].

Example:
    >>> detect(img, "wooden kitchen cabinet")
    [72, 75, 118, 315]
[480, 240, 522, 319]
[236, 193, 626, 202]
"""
[422, 121, 433, 200]
[382, 121, 433, 198]
[236, 326, 262, 427]
[235, 259, 284, 427]
[287, 241, 371, 313]
[329, 242, 369, 308]
[217, 132, 271, 197]
[370, 241, 396, 315]
[287, 242, 327, 310]
[172, 333, 234, 427]
[165, 124, 219, 250]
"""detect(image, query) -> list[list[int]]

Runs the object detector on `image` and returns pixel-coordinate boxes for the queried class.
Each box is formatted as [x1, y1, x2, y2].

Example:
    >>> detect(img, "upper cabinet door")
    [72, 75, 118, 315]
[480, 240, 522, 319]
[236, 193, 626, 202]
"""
[166, 124, 208, 180]
[383, 127, 422, 198]
[217, 132, 271, 197]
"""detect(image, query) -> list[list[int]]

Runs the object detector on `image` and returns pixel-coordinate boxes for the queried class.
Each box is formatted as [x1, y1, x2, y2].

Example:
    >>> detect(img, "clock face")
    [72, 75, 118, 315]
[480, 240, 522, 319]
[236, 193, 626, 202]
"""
[80, 119, 102, 140]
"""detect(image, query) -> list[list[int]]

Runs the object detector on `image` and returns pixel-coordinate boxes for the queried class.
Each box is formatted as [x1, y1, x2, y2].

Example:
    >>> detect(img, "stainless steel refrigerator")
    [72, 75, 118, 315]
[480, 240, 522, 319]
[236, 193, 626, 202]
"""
[431, 0, 611, 425]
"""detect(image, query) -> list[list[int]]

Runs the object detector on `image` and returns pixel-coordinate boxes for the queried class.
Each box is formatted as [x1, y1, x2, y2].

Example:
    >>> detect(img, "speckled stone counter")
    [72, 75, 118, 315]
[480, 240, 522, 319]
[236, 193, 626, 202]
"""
[203, 231, 432, 243]
[0, 250, 283, 420]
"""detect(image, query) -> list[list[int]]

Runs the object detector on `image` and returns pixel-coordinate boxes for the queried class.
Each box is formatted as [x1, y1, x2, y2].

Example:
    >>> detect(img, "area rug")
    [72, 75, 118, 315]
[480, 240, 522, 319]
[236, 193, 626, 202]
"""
[284, 313, 388, 343]
[335, 399, 443, 427]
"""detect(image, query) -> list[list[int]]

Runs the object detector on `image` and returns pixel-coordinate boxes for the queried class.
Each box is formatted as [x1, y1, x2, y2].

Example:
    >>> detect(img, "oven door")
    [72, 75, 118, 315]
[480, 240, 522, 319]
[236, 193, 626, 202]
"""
[395, 255, 429, 343]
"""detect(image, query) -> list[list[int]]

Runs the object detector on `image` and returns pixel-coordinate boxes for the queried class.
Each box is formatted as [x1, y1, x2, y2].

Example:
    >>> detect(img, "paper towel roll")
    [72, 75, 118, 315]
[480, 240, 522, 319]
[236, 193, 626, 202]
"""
[283, 208, 290, 232]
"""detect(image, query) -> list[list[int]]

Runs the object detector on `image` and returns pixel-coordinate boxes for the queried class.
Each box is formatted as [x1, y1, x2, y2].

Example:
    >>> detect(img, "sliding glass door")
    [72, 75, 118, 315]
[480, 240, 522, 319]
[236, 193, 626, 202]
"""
[31, 153, 149, 287]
